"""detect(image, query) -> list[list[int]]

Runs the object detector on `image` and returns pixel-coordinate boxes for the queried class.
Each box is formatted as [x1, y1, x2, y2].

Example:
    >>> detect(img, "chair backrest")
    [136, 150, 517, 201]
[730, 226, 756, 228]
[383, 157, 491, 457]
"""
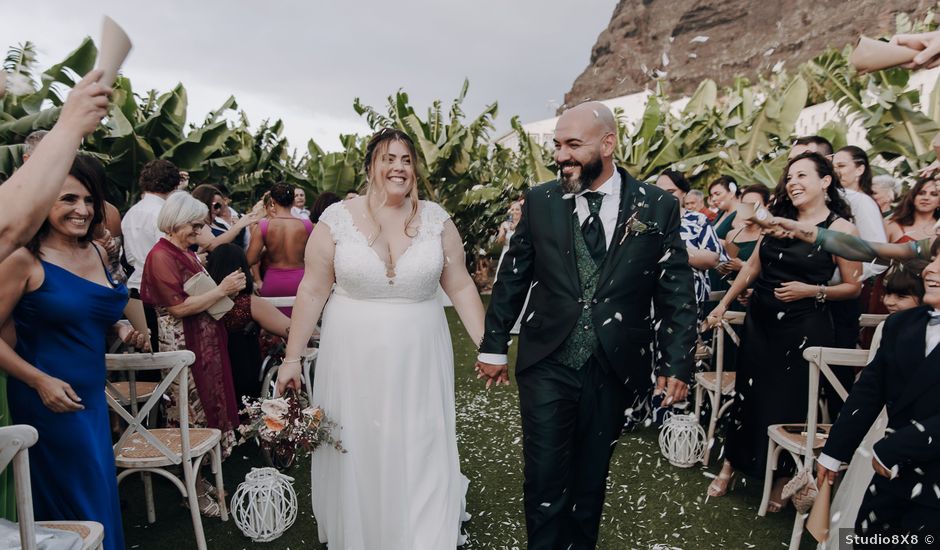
[859, 313, 888, 329]
[259, 296, 296, 308]
[105, 351, 196, 464]
[710, 310, 745, 377]
[0, 425, 39, 550]
[800, 346, 871, 469]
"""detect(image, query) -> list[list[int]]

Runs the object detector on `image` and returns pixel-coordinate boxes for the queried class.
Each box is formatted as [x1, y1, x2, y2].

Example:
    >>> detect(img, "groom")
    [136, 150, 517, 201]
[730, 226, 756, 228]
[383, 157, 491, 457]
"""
[477, 102, 696, 549]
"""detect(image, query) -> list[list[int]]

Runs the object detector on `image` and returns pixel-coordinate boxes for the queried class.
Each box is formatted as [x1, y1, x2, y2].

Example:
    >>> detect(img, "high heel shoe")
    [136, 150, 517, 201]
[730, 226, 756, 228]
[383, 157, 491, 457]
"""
[706, 470, 736, 497]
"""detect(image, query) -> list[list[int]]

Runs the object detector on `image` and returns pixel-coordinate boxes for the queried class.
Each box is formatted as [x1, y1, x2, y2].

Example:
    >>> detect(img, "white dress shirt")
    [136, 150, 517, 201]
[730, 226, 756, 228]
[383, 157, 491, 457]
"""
[292, 206, 311, 220]
[818, 310, 940, 476]
[842, 189, 888, 280]
[479, 171, 622, 366]
[121, 193, 166, 291]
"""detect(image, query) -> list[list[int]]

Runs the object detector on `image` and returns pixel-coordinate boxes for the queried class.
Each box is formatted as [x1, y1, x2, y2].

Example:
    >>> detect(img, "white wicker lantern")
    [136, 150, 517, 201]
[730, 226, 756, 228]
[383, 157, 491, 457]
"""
[658, 413, 707, 468]
[231, 467, 298, 542]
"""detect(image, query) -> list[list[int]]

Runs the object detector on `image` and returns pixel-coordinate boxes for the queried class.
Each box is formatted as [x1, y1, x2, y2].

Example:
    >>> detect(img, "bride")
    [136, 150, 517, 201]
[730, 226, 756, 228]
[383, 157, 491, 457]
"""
[276, 128, 485, 549]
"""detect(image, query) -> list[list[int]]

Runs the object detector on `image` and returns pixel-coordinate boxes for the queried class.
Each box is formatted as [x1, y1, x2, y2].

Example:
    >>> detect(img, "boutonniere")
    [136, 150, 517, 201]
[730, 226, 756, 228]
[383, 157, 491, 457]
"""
[619, 210, 659, 244]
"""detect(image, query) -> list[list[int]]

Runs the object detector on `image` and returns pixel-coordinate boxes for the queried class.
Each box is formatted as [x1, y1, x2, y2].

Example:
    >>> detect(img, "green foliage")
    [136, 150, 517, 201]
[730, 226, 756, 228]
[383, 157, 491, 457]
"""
[4, 6, 940, 259]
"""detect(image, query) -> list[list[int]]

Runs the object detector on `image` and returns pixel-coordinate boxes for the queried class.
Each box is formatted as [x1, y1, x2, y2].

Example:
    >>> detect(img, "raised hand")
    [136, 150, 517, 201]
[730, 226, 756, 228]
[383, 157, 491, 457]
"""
[59, 69, 112, 138]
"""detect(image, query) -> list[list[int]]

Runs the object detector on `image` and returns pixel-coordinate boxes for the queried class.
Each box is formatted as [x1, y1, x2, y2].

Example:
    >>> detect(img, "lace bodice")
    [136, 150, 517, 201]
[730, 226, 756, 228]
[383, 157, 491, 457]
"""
[319, 200, 450, 302]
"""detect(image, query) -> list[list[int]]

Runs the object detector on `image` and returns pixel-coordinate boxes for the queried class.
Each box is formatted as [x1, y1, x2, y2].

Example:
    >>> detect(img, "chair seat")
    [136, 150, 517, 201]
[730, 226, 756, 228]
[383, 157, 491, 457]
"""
[695, 371, 736, 394]
[106, 381, 159, 405]
[37, 521, 104, 550]
[115, 428, 221, 467]
[768, 423, 831, 455]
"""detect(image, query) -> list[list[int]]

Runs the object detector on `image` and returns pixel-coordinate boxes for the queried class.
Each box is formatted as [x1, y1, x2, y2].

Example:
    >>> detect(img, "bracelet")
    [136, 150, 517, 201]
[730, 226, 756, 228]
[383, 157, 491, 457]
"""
[282, 358, 301, 365]
[815, 284, 827, 304]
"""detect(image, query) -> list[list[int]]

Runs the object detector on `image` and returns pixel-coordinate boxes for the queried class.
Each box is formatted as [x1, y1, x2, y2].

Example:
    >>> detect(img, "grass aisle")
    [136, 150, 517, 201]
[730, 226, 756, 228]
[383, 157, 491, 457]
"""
[122, 299, 804, 549]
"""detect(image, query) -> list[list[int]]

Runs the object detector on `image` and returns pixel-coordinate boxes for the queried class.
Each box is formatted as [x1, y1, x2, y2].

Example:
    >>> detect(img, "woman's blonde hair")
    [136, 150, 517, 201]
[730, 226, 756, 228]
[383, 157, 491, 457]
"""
[157, 191, 209, 234]
[363, 128, 420, 237]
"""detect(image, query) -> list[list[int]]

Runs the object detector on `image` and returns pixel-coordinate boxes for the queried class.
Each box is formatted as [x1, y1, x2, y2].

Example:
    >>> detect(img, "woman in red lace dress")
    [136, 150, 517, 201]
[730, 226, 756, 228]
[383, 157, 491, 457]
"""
[140, 192, 245, 515]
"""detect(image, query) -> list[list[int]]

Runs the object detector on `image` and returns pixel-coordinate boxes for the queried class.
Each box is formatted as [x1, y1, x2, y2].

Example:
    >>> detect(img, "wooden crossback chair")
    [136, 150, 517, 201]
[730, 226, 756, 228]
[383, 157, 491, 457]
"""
[0, 424, 104, 549]
[693, 290, 745, 466]
[760, 346, 873, 550]
[105, 351, 227, 550]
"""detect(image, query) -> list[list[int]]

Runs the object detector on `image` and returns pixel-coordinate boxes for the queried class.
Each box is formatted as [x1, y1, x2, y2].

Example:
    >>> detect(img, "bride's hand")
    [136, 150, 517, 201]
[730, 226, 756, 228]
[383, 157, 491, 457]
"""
[275, 360, 302, 396]
[475, 361, 510, 389]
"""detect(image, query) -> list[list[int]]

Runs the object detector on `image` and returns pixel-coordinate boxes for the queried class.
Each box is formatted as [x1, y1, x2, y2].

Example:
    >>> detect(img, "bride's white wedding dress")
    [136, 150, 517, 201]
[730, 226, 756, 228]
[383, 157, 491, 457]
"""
[311, 200, 469, 549]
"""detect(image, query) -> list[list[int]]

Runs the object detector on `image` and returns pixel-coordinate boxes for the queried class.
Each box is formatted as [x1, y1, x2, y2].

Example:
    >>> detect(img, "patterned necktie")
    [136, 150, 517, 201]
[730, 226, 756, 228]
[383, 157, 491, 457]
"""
[581, 191, 606, 264]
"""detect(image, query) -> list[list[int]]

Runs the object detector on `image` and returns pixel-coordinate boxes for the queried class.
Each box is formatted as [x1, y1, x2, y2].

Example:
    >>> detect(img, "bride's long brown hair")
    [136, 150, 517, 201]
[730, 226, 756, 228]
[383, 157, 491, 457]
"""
[364, 128, 420, 238]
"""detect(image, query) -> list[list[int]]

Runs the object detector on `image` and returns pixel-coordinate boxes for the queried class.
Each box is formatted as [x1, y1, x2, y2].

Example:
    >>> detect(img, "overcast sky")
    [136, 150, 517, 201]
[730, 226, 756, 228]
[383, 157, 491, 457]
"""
[1, 1, 618, 151]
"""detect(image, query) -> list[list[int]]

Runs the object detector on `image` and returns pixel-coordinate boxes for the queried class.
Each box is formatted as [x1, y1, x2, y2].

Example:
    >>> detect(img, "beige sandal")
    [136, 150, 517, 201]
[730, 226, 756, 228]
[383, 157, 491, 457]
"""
[706, 470, 736, 497]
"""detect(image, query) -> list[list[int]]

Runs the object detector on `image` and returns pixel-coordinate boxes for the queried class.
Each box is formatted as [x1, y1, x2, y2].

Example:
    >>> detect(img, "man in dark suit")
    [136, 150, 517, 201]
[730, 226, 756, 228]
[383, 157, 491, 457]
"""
[817, 254, 940, 540]
[475, 102, 697, 549]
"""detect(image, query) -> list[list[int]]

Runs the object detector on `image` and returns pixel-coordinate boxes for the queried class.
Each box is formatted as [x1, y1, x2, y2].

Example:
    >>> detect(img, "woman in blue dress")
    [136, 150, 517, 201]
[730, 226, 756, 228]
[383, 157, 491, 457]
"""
[0, 155, 147, 550]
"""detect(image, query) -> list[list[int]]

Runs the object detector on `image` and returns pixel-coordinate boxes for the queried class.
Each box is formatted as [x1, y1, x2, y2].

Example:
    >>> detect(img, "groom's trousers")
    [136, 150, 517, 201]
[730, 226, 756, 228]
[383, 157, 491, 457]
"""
[516, 355, 633, 550]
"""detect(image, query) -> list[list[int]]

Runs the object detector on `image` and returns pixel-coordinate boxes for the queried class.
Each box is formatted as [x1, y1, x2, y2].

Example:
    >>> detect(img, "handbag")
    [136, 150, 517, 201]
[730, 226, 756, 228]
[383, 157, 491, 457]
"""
[781, 468, 819, 514]
[183, 271, 234, 321]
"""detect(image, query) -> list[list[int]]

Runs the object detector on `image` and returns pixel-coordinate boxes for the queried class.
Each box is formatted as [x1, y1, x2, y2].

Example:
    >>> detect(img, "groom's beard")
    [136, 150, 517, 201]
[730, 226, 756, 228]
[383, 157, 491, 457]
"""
[559, 155, 604, 194]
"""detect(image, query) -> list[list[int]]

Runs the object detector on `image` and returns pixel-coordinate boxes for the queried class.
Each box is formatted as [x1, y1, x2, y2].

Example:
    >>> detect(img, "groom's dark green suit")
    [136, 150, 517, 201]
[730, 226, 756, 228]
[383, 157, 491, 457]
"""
[481, 166, 696, 549]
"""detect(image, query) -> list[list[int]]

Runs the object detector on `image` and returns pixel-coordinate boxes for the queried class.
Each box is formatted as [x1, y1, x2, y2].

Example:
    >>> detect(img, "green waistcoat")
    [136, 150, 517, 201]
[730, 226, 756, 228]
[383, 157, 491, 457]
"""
[552, 209, 605, 369]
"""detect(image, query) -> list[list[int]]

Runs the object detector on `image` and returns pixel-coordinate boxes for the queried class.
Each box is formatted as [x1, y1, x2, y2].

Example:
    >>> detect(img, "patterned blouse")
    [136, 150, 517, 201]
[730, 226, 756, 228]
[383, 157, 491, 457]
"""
[680, 210, 727, 306]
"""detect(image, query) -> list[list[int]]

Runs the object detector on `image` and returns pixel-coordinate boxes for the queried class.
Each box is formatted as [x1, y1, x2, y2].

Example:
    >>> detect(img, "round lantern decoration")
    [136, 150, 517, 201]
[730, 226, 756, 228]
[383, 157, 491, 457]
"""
[231, 467, 298, 542]
[658, 413, 707, 468]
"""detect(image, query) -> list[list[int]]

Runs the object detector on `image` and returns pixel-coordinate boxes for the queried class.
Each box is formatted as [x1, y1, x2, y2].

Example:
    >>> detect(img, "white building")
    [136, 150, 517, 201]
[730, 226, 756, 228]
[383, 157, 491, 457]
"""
[500, 67, 940, 156]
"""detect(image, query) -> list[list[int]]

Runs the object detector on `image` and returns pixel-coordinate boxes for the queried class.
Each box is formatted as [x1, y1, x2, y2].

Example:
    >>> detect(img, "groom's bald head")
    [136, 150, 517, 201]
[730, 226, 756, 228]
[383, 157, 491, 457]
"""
[553, 102, 617, 192]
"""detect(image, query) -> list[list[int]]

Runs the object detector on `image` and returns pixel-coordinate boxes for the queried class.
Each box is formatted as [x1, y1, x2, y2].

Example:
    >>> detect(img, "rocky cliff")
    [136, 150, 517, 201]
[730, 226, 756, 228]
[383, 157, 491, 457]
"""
[564, 0, 933, 108]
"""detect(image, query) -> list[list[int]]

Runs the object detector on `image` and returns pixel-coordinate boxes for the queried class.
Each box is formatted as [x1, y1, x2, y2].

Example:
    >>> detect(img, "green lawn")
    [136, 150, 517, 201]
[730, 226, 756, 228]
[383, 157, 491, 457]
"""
[121, 300, 807, 549]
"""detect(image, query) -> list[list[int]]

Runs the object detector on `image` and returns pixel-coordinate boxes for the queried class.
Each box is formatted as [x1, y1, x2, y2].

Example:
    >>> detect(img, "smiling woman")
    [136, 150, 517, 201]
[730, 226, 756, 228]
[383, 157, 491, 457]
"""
[705, 152, 862, 509]
[0, 155, 148, 550]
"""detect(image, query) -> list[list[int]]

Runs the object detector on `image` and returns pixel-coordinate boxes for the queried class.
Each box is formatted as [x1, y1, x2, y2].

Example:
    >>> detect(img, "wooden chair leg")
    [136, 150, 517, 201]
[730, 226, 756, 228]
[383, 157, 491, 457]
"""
[142, 471, 156, 523]
[789, 507, 806, 550]
[211, 445, 228, 521]
[704, 395, 721, 467]
[758, 437, 776, 516]
[694, 383, 703, 419]
[182, 460, 208, 550]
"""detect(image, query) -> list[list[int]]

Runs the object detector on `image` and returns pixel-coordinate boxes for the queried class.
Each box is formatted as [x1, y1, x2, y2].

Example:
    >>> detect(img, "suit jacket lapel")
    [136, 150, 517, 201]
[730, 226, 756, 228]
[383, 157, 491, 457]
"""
[597, 166, 638, 284]
[892, 309, 940, 415]
[547, 182, 581, 292]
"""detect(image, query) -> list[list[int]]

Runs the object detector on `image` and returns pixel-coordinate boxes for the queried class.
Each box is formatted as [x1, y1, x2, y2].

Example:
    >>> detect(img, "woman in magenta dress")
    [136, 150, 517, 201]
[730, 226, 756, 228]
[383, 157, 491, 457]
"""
[0, 156, 147, 550]
[248, 183, 313, 315]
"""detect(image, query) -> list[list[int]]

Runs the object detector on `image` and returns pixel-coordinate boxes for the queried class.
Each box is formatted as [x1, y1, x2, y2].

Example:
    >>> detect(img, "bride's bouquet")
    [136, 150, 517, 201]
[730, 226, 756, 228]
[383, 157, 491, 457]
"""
[238, 389, 345, 468]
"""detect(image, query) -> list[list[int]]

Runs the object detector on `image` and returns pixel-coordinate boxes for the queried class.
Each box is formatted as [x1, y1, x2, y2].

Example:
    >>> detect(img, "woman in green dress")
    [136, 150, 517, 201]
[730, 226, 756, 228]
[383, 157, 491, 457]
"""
[707, 184, 772, 387]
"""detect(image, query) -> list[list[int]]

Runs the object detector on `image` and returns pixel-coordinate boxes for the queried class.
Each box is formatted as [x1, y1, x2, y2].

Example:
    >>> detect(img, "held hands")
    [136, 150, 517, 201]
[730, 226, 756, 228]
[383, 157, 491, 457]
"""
[774, 281, 815, 302]
[655, 375, 689, 407]
[59, 69, 112, 138]
[475, 361, 510, 389]
[33, 375, 84, 413]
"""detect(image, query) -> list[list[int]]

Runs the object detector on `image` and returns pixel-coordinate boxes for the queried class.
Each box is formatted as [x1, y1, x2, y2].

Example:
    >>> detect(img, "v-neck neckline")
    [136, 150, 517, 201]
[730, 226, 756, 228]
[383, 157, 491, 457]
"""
[339, 202, 425, 277]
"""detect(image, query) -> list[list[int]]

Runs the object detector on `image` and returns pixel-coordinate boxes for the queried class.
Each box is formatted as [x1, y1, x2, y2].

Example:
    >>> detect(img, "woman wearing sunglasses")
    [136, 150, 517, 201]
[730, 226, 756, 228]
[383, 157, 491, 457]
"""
[190, 184, 261, 251]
